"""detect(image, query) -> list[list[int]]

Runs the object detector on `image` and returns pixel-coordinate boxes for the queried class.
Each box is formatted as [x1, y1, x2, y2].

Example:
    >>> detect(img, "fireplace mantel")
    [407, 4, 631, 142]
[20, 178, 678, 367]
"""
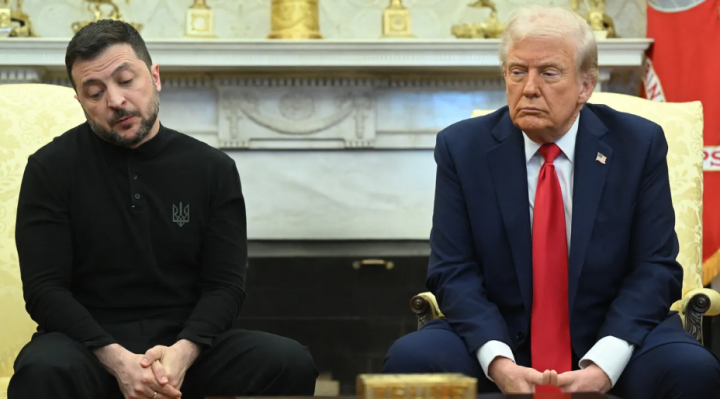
[0, 38, 651, 70]
[0, 38, 652, 241]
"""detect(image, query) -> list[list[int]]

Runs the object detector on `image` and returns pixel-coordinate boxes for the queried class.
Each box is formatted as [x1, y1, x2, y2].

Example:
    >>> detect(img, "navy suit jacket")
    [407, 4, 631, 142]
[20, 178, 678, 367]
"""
[427, 103, 688, 362]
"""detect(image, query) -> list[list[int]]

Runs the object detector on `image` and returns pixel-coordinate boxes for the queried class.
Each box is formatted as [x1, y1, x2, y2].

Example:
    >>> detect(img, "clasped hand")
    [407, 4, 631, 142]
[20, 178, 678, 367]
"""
[110, 350, 182, 399]
[488, 357, 612, 394]
[100, 340, 200, 399]
[137, 340, 201, 399]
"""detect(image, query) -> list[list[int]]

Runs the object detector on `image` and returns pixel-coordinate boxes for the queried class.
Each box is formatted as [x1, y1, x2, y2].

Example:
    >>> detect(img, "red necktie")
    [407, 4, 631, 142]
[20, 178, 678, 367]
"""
[531, 143, 572, 393]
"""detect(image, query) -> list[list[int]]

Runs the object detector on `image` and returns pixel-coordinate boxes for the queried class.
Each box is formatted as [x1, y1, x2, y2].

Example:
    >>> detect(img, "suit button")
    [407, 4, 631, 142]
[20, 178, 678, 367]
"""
[516, 332, 525, 341]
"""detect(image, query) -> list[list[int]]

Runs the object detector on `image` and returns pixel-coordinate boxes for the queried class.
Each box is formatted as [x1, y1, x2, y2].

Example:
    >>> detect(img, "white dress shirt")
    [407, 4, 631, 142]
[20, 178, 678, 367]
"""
[476, 114, 634, 387]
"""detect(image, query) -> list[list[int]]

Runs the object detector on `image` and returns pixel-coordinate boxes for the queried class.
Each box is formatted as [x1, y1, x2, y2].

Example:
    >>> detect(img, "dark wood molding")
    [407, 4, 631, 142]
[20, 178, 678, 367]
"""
[410, 295, 434, 330]
[685, 293, 712, 344]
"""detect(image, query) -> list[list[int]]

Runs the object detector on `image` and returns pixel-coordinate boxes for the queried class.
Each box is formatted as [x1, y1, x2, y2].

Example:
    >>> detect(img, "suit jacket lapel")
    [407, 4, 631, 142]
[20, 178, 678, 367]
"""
[487, 113, 533, 320]
[568, 107, 612, 311]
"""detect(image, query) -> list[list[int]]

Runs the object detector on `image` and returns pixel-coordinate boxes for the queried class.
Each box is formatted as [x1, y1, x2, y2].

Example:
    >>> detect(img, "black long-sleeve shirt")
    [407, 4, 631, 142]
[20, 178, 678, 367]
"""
[15, 122, 247, 349]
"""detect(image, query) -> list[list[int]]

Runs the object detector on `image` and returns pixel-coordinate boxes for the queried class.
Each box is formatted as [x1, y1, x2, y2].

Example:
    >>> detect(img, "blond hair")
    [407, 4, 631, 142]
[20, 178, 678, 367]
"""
[499, 5, 598, 84]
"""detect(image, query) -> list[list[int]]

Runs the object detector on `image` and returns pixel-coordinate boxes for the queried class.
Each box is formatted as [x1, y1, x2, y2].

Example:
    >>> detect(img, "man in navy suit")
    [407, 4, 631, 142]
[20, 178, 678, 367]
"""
[383, 5, 720, 398]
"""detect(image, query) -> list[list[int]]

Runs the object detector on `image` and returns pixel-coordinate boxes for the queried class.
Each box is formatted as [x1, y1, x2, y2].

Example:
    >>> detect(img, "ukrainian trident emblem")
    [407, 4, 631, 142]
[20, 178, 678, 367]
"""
[173, 202, 190, 227]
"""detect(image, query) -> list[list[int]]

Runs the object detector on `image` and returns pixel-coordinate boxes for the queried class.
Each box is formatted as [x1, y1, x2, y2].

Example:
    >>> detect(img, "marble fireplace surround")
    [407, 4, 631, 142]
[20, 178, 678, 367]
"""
[0, 38, 651, 255]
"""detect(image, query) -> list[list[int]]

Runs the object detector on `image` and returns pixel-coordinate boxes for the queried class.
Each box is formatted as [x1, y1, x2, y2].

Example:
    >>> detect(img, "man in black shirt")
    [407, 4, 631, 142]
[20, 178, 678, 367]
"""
[8, 19, 317, 399]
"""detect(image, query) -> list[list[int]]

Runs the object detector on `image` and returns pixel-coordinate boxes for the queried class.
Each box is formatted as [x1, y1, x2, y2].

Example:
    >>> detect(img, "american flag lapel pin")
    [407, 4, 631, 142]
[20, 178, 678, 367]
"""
[596, 152, 607, 164]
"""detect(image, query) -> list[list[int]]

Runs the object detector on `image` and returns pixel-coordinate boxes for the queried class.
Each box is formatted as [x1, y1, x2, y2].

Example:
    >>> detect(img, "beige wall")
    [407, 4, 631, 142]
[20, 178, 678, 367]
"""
[21, 0, 647, 39]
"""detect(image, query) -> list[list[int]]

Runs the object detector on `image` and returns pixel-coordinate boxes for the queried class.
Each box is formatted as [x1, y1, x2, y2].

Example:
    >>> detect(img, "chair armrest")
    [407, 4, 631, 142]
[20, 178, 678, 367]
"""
[410, 292, 444, 329]
[680, 288, 720, 344]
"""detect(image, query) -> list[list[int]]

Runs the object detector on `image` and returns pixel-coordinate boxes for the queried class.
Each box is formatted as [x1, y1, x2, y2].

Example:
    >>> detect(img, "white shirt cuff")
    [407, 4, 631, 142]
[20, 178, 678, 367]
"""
[476, 340, 515, 382]
[579, 336, 635, 387]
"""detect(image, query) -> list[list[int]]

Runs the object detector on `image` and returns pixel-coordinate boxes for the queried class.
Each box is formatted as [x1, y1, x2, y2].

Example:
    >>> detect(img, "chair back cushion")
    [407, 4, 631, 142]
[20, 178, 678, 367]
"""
[0, 84, 86, 380]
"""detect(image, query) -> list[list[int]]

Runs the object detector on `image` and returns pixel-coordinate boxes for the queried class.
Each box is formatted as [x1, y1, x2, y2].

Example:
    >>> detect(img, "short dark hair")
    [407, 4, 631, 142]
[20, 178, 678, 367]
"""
[65, 19, 152, 89]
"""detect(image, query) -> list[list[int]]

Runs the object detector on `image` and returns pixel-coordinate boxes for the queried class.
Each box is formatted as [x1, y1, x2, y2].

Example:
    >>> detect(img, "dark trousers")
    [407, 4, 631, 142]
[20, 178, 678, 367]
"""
[9, 320, 318, 399]
[383, 318, 720, 399]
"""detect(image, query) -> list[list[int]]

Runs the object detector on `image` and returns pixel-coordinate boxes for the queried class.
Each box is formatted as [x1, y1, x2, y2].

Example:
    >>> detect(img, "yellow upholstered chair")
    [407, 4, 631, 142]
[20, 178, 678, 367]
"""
[0, 83, 85, 397]
[411, 92, 720, 344]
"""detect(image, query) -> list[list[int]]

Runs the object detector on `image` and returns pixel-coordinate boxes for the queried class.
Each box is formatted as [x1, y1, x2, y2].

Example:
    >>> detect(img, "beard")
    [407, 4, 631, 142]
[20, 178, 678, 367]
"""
[86, 91, 160, 148]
